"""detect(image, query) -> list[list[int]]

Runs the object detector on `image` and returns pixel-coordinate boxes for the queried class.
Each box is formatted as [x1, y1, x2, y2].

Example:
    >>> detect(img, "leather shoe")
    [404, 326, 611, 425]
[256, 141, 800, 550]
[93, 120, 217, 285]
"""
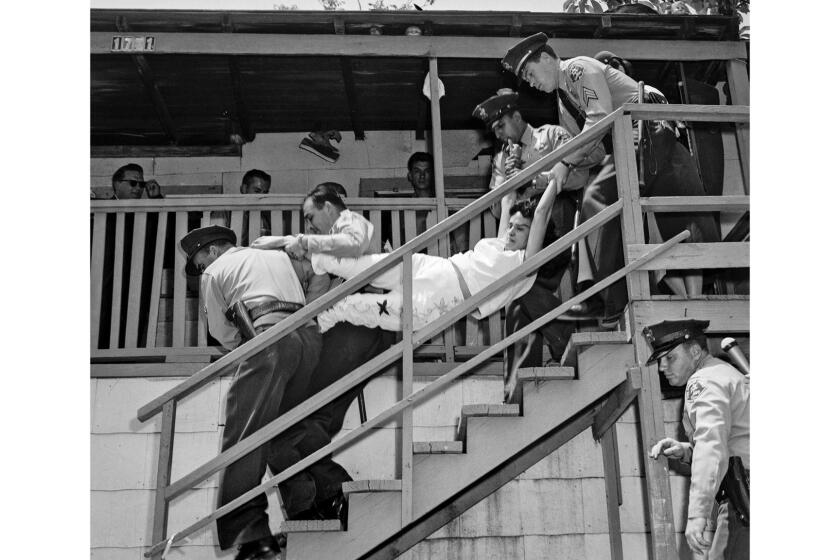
[234, 536, 281, 560]
[566, 298, 604, 319]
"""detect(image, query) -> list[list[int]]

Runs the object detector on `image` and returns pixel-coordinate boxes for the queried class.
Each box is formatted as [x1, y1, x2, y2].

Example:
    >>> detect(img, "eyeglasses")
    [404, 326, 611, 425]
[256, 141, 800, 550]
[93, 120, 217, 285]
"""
[119, 179, 145, 188]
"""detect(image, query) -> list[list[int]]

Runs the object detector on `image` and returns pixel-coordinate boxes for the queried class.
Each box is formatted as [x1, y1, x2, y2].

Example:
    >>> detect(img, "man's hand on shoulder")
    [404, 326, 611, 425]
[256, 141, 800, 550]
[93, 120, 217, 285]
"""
[284, 235, 307, 260]
[250, 235, 294, 250]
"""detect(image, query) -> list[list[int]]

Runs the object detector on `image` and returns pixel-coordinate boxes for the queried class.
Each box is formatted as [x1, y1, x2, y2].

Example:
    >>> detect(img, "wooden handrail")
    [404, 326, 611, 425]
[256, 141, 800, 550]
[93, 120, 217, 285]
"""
[623, 103, 749, 122]
[136, 104, 627, 422]
[640, 195, 749, 212]
[163, 200, 625, 501]
[144, 228, 691, 558]
[90, 195, 440, 212]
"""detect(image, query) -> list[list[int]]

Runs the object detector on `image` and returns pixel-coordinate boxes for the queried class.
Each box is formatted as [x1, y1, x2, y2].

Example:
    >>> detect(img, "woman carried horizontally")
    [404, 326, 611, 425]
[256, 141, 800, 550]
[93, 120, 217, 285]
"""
[253, 179, 561, 334]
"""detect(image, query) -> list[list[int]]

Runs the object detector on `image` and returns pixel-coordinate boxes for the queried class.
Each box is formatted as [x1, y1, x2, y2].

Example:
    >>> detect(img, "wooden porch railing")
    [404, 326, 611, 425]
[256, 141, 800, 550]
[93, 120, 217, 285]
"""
[124, 103, 748, 560]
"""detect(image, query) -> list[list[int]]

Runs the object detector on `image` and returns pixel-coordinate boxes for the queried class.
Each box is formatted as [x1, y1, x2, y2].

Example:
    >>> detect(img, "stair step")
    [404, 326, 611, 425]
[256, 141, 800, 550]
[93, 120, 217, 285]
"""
[560, 331, 629, 368]
[343, 479, 402, 494]
[280, 519, 343, 533]
[413, 441, 464, 454]
[456, 403, 520, 441]
[518, 366, 576, 382]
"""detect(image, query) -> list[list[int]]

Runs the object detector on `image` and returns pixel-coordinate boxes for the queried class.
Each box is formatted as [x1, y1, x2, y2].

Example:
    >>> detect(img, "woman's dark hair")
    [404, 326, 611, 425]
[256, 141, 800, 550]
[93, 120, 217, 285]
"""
[510, 198, 537, 220]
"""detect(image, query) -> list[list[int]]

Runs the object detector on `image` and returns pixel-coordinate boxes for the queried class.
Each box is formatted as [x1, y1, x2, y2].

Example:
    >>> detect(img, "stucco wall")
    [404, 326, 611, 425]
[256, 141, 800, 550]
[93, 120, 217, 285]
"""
[90, 371, 695, 559]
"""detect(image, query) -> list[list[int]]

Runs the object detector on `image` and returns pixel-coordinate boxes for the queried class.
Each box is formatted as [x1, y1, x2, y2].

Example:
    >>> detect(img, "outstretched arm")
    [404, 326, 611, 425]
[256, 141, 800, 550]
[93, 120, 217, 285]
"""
[524, 178, 558, 259]
[497, 190, 517, 238]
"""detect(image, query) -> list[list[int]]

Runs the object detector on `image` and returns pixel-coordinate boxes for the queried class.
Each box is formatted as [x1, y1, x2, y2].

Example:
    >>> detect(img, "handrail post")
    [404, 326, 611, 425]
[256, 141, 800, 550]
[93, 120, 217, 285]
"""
[613, 113, 677, 560]
[150, 400, 176, 560]
[726, 58, 750, 194]
[400, 254, 414, 525]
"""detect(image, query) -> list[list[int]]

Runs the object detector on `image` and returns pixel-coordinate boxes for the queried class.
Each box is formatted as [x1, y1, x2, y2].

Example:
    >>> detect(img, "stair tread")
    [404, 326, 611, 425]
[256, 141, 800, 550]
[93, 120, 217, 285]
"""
[280, 519, 343, 533]
[518, 366, 576, 381]
[561, 331, 629, 368]
[457, 403, 520, 441]
[342, 479, 402, 494]
[413, 440, 464, 454]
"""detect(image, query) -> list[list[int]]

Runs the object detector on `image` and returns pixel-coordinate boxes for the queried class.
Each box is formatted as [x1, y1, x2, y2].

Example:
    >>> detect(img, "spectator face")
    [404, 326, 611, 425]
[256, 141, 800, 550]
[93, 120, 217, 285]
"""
[504, 212, 532, 251]
[521, 53, 558, 93]
[492, 113, 524, 143]
[113, 168, 145, 199]
[241, 176, 270, 194]
[658, 344, 696, 386]
[408, 161, 434, 194]
[303, 197, 337, 234]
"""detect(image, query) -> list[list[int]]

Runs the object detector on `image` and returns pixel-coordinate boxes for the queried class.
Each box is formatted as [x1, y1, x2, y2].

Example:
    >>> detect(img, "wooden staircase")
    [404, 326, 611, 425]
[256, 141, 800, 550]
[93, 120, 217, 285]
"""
[283, 336, 637, 560]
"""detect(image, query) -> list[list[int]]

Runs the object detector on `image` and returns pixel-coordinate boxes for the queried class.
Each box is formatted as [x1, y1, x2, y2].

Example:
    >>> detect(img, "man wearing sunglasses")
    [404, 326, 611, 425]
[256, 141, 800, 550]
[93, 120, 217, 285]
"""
[111, 163, 164, 200]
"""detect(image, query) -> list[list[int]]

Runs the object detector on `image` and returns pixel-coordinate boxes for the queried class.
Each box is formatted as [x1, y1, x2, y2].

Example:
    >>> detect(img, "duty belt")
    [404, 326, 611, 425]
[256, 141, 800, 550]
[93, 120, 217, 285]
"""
[248, 300, 303, 321]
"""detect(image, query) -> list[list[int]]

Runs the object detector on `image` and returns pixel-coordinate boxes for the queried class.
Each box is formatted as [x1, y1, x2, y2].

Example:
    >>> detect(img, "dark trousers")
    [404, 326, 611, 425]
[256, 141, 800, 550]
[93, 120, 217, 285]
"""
[580, 124, 721, 315]
[272, 323, 394, 518]
[216, 325, 321, 550]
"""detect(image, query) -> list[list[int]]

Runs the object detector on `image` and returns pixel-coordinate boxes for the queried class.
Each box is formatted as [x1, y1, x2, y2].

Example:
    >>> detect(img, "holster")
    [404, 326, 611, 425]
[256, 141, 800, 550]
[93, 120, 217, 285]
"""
[226, 300, 258, 341]
[715, 456, 750, 527]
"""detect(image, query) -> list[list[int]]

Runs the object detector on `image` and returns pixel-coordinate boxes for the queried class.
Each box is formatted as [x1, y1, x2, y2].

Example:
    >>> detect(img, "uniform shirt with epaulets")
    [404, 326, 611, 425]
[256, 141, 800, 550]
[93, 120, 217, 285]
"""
[306, 209, 375, 258]
[201, 246, 328, 351]
[681, 357, 750, 520]
[554, 56, 666, 165]
[489, 123, 605, 193]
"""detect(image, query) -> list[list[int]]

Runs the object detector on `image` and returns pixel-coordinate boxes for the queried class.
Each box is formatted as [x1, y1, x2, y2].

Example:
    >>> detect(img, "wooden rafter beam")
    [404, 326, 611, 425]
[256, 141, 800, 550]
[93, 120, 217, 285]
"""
[334, 17, 364, 140]
[91, 32, 748, 61]
[115, 17, 178, 145]
[592, 368, 641, 441]
[222, 15, 255, 143]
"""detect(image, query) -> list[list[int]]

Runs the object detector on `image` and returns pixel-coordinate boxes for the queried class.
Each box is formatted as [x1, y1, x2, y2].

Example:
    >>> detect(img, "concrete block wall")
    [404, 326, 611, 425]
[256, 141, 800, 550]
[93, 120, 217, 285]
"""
[92, 370, 696, 559]
[90, 130, 492, 197]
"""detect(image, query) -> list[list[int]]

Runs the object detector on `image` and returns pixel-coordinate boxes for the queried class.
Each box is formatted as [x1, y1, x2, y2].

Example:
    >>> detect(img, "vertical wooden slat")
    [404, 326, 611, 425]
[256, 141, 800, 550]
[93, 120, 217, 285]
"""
[291, 208, 302, 235]
[404, 210, 417, 243]
[90, 212, 107, 353]
[614, 115, 677, 560]
[201, 211, 211, 228]
[172, 212, 189, 348]
[146, 212, 168, 347]
[229, 211, 244, 246]
[726, 58, 750, 194]
[248, 210, 261, 245]
[109, 213, 126, 349]
[124, 213, 148, 348]
[150, 400, 177, 560]
[481, 209, 502, 344]
[482, 209, 497, 239]
[390, 210, 402, 248]
[601, 424, 624, 560]
[465, 213, 483, 345]
[400, 253, 414, 526]
[196, 210, 210, 348]
[428, 57, 450, 258]
[271, 210, 284, 235]
[370, 210, 382, 253]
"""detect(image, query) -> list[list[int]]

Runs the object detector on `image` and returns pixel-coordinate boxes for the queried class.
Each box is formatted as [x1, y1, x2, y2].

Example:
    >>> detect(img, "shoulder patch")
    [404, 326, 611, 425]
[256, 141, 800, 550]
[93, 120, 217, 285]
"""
[569, 63, 585, 82]
[686, 380, 706, 403]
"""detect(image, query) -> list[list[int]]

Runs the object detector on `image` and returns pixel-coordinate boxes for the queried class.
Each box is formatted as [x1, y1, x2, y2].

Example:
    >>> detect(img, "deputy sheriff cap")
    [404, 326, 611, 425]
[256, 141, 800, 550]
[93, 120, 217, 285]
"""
[501, 32, 549, 78]
[472, 90, 519, 127]
[179, 225, 237, 276]
[593, 50, 618, 65]
[642, 319, 710, 366]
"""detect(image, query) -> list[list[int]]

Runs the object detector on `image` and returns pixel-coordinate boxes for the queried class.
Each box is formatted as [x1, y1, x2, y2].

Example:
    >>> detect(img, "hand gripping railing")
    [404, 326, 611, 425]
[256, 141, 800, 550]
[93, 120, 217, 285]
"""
[139, 103, 746, 557]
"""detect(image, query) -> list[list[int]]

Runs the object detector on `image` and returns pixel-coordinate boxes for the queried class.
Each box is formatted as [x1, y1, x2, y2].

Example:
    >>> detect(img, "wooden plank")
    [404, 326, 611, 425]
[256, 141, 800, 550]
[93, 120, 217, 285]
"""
[483, 208, 501, 344]
[172, 212, 189, 347]
[90, 144, 241, 158]
[281, 519, 342, 533]
[640, 195, 749, 212]
[248, 209, 261, 244]
[413, 441, 464, 454]
[626, 242, 748, 270]
[146, 212, 169, 347]
[270, 210, 284, 235]
[91, 346, 224, 361]
[229, 210, 244, 245]
[150, 400, 176, 560]
[124, 213, 148, 349]
[601, 423, 624, 560]
[370, 210, 382, 253]
[401, 253, 414, 527]
[390, 209, 402, 248]
[429, 57, 450, 259]
[623, 103, 748, 123]
[90, 363, 209, 378]
[291, 209, 301, 235]
[90, 213, 108, 352]
[91, 32, 747, 61]
[404, 210, 417, 243]
[343, 479, 402, 494]
[464, 210, 481, 358]
[340, 57, 365, 140]
[631, 299, 749, 333]
[109, 213, 126, 349]
[726, 59, 750, 194]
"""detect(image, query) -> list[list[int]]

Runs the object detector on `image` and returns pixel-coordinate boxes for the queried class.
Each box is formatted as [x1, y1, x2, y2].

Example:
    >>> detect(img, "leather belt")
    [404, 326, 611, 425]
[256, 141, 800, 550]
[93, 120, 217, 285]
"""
[248, 300, 303, 321]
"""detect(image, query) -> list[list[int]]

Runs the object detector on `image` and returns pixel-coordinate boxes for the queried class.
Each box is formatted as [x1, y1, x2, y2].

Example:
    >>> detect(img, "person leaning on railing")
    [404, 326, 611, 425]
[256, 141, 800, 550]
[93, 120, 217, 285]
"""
[501, 33, 720, 318]
[259, 174, 561, 339]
